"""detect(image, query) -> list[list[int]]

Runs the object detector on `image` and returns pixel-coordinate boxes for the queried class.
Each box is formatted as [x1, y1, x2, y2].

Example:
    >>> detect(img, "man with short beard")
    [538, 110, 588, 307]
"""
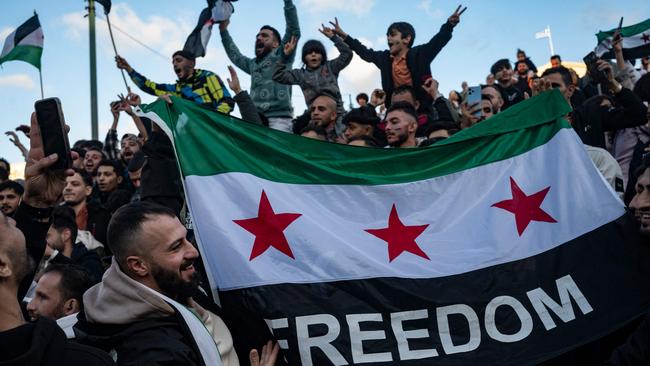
[0, 180, 23, 217]
[309, 94, 338, 141]
[83, 146, 104, 176]
[115, 51, 233, 114]
[384, 102, 419, 148]
[74, 202, 278, 366]
[219, 0, 300, 131]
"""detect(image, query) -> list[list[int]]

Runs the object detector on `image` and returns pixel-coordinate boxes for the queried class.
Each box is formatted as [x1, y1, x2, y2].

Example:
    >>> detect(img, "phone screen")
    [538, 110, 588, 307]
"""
[34, 98, 71, 171]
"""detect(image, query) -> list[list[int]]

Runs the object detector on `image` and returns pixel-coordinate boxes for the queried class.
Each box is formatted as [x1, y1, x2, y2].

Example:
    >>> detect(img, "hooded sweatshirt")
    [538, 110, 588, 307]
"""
[0, 317, 114, 366]
[74, 260, 238, 366]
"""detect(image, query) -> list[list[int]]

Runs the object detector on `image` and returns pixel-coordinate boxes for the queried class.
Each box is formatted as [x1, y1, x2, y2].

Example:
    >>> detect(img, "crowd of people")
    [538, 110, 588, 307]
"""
[2, 1, 650, 365]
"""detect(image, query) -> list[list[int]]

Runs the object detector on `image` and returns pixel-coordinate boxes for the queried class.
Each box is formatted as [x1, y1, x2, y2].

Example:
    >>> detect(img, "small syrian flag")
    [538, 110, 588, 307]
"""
[137, 90, 650, 365]
[183, 0, 237, 58]
[0, 14, 43, 70]
[95, 0, 111, 14]
[596, 18, 650, 59]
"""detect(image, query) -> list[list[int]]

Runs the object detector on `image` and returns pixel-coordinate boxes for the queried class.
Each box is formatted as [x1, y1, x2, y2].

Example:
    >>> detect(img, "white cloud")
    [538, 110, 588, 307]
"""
[418, 0, 444, 19]
[337, 37, 381, 99]
[62, 3, 192, 58]
[0, 74, 34, 89]
[0, 27, 15, 41]
[299, 0, 375, 16]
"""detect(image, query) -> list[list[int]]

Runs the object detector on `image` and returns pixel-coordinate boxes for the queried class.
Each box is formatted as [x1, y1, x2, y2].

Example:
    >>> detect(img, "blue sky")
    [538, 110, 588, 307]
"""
[1, 0, 648, 164]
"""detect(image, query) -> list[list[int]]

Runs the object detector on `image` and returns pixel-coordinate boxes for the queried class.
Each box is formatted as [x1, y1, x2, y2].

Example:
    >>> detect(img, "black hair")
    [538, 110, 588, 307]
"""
[387, 22, 415, 48]
[392, 85, 417, 100]
[516, 49, 526, 56]
[490, 59, 511, 76]
[300, 124, 328, 138]
[0, 180, 24, 196]
[42, 264, 94, 306]
[172, 49, 196, 61]
[425, 119, 459, 137]
[541, 66, 573, 88]
[51, 205, 78, 245]
[348, 135, 380, 147]
[0, 158, 9, 175]
[342, 107, 380, 126]
[550, 54, 562, 62]
[0, 167, 8, 182]
[98, 159, 124, 175]
[633, 72, 650, 102]
[356, 93, 369, 103]
[386, 101, 419, 122]
[260, 25, 281, 44]
[71, 167, 94, 187]
[301, 40, 327, 67]
[108, 201, 177, 267]
[81, 140, 103, 151]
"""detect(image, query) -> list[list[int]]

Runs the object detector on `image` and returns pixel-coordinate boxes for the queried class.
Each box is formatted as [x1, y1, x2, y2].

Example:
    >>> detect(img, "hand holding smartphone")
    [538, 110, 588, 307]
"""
[466, 86, 482, 117]
[34, 97, 72, 171]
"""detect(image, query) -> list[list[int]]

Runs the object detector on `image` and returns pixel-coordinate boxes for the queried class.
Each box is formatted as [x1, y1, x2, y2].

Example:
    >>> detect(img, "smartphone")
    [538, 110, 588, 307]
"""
[467, 86, 482, 117]
[34, 97, 72, 171]
[583, 51, 606, 84]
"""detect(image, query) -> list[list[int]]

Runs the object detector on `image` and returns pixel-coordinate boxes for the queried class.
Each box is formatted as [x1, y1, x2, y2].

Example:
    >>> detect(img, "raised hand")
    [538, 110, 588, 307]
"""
[115, 55, 133, 73]
[447, 5, 467, 27]
[249, 341, 279, 366]
[531, 77, 553, 97]
[612, 28, 623, 54]
[126, 92, 141, 107]
[283, 35, 297, 56]
[328, 17, 347, 38]
[5, 131, 21, 146]
[23, 112, 77, 208]
[110, 101, 121, 119]
[319, 24, 335, 39]
[421, 78, 440, 99]
[227, 65, 242, 94]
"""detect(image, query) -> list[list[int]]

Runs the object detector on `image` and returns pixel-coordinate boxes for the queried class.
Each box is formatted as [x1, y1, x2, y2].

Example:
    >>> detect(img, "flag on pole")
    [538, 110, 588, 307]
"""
[596, 18, 650, 59]
[535, 26, 551, 39]
[0, 14, 43, 69]
[183, 0, 236, 58]
[137, 90, 650, 365]
[95, 0, 112, 14]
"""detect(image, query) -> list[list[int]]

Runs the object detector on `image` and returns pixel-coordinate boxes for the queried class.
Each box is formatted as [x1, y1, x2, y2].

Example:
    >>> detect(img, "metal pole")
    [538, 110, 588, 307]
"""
[105, 13, 130, 93]
[89, 0, 98, 140]
[547, 26, 555, 56]
[38, 69, 44, 99]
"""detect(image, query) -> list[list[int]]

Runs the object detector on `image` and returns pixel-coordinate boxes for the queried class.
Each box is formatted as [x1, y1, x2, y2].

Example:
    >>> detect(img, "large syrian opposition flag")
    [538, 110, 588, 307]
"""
[596, 18, 650, 59]
[183, 0, 236, 58]
[138, 90, 650, 365]
[0, 14, 43, 69]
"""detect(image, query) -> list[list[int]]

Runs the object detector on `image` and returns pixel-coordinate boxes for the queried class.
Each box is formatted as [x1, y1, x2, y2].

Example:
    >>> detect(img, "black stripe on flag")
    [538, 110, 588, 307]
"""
[220, 214, 650, 365]
[13, 14, 40, 47]
[600, 44, 650, 60]
[183, 6, 213, 58]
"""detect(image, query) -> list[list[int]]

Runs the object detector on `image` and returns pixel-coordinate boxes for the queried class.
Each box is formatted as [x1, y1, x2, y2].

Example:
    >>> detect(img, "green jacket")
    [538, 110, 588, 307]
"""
[220, 0, 300, 118]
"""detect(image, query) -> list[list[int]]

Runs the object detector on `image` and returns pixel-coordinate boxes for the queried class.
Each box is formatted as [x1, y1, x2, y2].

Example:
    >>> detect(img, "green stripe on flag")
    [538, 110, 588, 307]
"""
[0, 44, 42, 69]
[140, 89, 572, 186]
[596, 18, 650, 43]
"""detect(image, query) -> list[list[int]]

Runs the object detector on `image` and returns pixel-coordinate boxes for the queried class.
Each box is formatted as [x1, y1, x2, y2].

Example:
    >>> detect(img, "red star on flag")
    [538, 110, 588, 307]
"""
[641, 33, 650, 44]
[365, 204, 430, 262]
[492, 177, 557, 236]
[233, 190, 302, 260]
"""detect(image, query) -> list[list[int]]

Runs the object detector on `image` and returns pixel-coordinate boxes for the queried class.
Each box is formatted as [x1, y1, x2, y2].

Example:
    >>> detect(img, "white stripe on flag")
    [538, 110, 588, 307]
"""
[187, 129, 624, 291]
[0, 26, 42, 58]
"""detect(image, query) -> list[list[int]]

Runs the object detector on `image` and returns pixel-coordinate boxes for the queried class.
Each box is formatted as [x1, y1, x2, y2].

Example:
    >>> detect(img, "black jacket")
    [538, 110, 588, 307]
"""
[85, 201, 111, 247]
[571, 88, 648, 149]
[0, 317, 114, 366]
[50, 244, 104, 284]
[344, 22, 454, 108]
[74, 312, 203, 366]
